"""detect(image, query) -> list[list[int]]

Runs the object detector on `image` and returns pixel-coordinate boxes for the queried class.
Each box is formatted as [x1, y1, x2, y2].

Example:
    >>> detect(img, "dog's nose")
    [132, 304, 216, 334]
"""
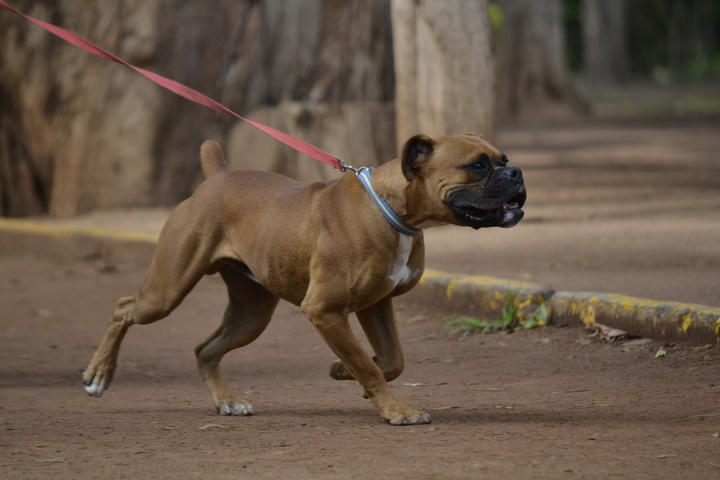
[501, 167, 523, 180]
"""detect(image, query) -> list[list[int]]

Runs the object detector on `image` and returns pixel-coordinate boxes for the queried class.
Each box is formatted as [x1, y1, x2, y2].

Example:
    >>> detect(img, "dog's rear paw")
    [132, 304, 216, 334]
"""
[82, 372, 109, 397]
[329, 359, 356, 381]
[218, 400, 254, 416]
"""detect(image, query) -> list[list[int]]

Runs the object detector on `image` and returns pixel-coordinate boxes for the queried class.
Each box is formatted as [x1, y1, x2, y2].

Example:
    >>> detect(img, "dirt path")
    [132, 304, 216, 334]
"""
[2, 255, 718, 480]
[423, 119, 720, 307]
[2, 119, 720, 479]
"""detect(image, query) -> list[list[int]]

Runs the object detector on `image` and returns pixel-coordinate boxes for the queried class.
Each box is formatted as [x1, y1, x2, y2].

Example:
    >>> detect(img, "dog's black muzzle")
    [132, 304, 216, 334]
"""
[447, 167, 527, 230]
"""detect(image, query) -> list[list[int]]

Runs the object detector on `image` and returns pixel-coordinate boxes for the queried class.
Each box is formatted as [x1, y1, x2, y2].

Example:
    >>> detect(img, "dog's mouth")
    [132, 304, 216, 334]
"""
[450, 188, 526, 229]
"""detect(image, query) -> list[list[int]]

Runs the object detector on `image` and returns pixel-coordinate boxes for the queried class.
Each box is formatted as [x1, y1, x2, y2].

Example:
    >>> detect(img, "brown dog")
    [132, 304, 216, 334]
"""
[82, 134, 526, 425]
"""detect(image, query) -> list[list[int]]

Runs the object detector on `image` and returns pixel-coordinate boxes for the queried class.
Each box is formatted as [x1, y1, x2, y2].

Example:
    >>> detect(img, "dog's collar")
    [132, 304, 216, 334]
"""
[355, 168, 421, 237]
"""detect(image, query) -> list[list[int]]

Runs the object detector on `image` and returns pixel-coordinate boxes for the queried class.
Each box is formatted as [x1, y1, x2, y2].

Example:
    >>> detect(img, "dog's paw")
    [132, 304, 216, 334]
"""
[386, 409, 432, 426]
[82, 371, 109, 397]
[329, 360, 356, 381]
[217, 400, 254, 416]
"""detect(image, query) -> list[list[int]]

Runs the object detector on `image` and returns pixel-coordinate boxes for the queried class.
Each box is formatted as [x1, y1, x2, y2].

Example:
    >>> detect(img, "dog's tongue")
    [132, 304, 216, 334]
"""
[503, 202, 519, 210]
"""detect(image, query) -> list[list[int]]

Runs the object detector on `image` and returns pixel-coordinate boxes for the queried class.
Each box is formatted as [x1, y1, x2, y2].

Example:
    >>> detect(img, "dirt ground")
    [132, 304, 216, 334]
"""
[1, 255, 719, 480]
[1, 118, 720, 479]
[425, 117, 720, 308]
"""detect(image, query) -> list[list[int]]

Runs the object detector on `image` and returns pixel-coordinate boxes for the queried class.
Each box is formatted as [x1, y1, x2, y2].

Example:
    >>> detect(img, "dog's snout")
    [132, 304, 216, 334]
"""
[501, 167, 523, 180]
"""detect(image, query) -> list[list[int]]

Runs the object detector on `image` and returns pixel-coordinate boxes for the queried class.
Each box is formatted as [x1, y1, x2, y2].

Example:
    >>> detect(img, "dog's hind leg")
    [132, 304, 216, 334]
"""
[329, 298, 404, 383]
[195, 264, 279, 416]
[82, 203, 216, 397]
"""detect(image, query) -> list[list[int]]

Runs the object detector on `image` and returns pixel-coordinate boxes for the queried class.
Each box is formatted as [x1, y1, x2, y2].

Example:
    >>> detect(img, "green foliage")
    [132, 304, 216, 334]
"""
[488, 2, 504, 38]
[444, 290, 550, 337]
[563, 0, 583, 73]
[561, 0, 720, 80]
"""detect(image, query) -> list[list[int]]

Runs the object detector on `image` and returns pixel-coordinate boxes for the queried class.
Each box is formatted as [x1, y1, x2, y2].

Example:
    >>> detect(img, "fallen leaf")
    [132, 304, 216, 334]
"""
[404, 316, 426, 324]
[407, 334, 435, 343]
[587, 323, 640, 341]
[623, 338, 652, 347]
[199, 424, 227, 430]
[711, 432, 719, 438]
[417, 356, 438, 363]
[655, 349, 667, 358]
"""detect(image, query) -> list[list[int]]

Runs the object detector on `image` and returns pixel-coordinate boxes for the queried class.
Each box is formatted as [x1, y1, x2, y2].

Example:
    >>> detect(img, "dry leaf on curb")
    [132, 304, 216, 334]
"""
[586, 323, 639, 341]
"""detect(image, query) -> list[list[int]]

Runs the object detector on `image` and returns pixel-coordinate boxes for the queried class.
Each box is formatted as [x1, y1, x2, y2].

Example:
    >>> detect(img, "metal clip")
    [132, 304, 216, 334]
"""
[338, 159, 367, 175]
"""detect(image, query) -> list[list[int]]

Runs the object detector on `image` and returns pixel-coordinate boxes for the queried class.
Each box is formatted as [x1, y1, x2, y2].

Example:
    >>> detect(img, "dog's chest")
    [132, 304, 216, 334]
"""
[388, 234, 418, 288]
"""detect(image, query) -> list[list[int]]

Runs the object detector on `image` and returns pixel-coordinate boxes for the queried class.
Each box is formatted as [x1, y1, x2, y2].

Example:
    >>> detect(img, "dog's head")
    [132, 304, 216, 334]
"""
[402, 134, 526, 229]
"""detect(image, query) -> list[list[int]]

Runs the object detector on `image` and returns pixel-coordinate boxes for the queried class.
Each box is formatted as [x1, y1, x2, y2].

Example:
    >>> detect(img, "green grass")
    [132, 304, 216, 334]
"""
[444, 290, 550, 337]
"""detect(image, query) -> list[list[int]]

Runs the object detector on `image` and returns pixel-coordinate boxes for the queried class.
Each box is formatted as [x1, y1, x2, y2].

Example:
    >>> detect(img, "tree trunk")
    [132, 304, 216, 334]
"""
[495, 0, 578, 120]
[581, 0, 629, 84]
[392, 0, 495, 148]
[0, 0, 395, 217]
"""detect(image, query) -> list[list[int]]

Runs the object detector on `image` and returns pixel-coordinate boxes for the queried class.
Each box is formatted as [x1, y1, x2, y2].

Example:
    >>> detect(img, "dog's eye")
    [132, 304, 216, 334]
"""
[465, 154, 491, 175]
[470, 162, 490, 175]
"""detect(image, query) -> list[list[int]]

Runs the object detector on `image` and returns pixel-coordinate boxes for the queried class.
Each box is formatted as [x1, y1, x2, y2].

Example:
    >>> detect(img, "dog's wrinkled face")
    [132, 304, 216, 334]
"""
[402, 134, 526, 229]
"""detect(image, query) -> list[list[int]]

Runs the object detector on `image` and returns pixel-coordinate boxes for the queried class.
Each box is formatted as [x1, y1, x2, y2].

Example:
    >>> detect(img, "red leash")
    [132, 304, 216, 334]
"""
[0, 0, 344, 170]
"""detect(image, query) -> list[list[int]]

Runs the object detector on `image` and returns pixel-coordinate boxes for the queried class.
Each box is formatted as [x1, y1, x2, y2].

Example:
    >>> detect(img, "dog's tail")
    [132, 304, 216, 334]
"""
[200, 140, 230, 179]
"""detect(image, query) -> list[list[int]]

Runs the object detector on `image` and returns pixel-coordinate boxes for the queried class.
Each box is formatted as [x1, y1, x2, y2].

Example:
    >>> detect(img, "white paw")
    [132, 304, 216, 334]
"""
[218, 401, 254, 416]
[84, 377, 107, 397]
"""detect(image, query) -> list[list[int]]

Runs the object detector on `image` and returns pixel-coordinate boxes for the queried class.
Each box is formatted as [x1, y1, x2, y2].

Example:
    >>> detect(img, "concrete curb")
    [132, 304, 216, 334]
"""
[549, 291, 720, 345]
[405, 271, 720, 345]
[408, 270, 554, 325]
[2, 218, 719, 345]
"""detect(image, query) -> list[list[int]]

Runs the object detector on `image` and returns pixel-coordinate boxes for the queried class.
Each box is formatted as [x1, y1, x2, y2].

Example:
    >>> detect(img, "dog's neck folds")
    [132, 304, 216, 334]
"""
[356, 168, 421, 237]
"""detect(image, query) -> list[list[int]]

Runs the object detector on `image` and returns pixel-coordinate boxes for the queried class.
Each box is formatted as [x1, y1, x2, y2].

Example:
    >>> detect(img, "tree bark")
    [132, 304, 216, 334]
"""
[581, 0, 629, 84]
[392, 0, 495, 148]
[0, 0, 395, 217]
[495, 0, 578, 120]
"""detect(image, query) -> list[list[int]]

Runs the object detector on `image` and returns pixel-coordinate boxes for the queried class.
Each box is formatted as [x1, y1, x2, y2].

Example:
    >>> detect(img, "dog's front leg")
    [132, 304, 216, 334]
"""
[329, 298, 405, 383]
[302, 300, 431, 425]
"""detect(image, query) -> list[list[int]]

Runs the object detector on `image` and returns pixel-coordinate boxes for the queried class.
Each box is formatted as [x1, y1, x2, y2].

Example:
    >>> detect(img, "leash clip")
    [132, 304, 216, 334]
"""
[338, 159, 369, 175]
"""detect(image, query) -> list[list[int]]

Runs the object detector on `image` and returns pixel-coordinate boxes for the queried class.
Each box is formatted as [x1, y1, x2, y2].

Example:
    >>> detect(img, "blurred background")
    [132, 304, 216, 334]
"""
[0, 0, 719, 218]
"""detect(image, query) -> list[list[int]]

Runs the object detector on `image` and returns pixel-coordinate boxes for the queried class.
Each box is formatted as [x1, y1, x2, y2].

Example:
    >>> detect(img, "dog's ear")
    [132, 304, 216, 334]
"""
[401, 134, 435, 181]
